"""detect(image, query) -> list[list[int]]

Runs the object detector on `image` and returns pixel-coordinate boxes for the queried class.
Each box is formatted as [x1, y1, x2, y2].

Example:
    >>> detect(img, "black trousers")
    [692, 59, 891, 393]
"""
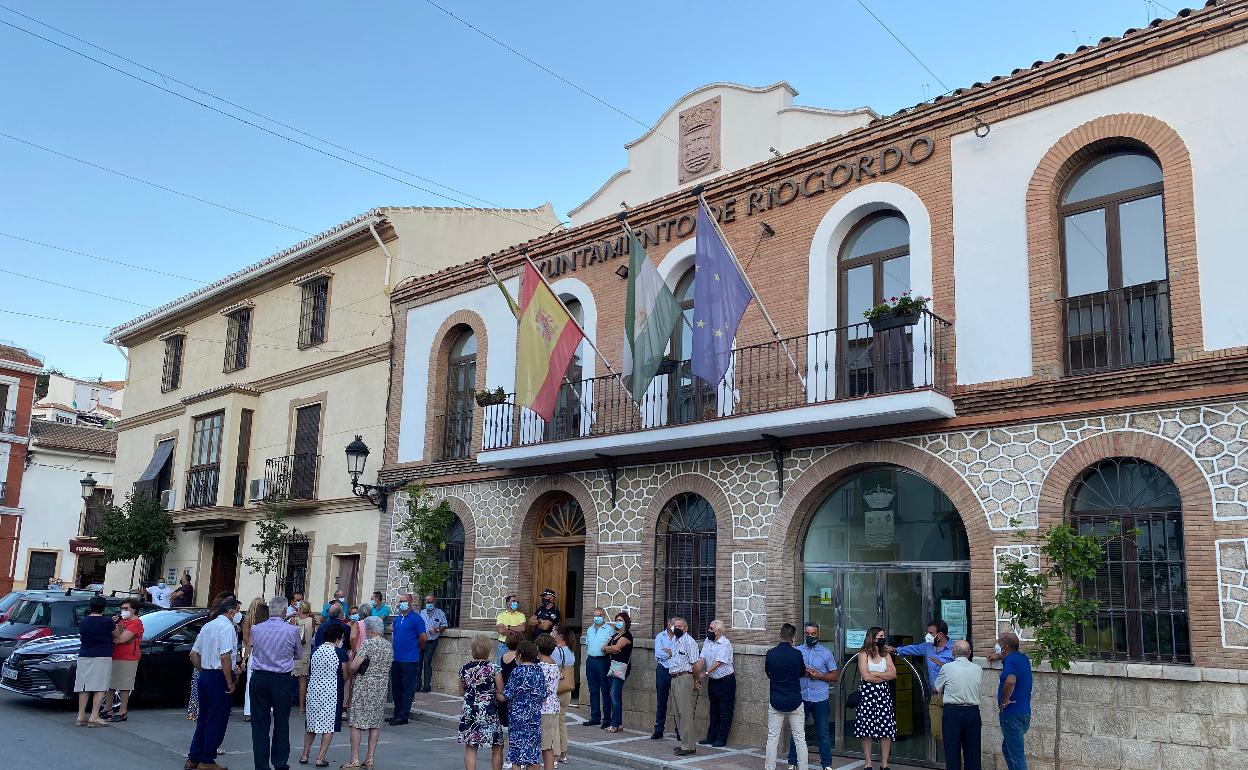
[704, 674, 736, 744]
[654, 665, 677, 736]
[942, 703, 982, 770]
[249, 670, 293, 770]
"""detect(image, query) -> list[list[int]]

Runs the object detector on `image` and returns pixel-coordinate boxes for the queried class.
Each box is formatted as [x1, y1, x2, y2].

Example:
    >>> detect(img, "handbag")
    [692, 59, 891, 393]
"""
[608, 660, 629, 680]
[845, 689, 861, 709]
[356, 656, 371, 677]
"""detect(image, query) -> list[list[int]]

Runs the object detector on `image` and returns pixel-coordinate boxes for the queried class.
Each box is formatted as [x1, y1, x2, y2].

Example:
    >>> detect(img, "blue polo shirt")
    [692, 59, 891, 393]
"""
[999, 651, 1033, 716]
[585, 624, 613, 658]
[392, 611, 427, 664]
[797, 642, 838, 702]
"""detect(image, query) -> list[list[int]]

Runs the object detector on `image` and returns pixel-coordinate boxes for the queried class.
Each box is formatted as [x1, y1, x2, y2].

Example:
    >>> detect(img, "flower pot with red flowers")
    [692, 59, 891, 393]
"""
[864, 292, 929, 332]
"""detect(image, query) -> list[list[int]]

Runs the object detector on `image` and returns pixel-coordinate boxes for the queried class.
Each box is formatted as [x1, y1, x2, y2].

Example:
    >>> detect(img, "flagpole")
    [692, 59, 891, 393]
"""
[692, 187, 806, 389]
[618, 218, 696, 336]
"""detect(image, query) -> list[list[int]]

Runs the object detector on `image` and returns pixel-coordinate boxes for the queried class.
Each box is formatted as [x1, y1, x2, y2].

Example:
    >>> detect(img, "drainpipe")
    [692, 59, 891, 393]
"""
[368, 221, 394, 295]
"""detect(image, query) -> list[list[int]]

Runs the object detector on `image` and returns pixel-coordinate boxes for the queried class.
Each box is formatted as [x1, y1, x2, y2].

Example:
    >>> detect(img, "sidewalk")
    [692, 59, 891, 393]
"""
[406, 691, 929, 770]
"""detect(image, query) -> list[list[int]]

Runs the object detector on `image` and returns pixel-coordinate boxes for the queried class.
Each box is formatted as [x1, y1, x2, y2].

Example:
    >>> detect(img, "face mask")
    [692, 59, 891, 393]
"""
[876, 638, 886, 650]
[120, 610, 133, 620]
[673, 628, 685, 638]
[158, 583, 166, 589]
[232, 613, 242, 626]
[425, 603, 435, 611]
[398, 601, 410, 612]
[804, 636, 818, 647]
[510, 602, 520, 611]
[614, 621, 624, 630]
[707, 631, 717, 640]
[924, 633, 935, 645]
[994, 643, 1003, 655]
[593, 616, 605, 626]
[350, 613, 360, 621]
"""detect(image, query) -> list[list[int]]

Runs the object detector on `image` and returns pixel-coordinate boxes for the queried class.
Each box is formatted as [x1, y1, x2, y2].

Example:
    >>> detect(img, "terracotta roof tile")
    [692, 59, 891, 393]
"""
[30, 419, 117, 455]
[0, 343, 43, 368]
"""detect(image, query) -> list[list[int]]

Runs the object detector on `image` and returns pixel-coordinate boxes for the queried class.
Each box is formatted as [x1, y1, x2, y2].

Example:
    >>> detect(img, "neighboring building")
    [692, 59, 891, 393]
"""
[378, 3, 1248, 768]
[104, 204, 561, 603]
[0, 342, 43, 594]
[32, 372, 124, 426]
[15, 421, 116, 589]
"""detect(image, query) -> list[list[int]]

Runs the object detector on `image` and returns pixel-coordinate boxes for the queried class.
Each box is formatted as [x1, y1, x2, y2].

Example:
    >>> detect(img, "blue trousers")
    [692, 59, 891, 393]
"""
[788, 698, 831, 768]
[943, 704, 982, 770]
[654, 666, 674, 735]
[390, 660, 419, 721]
[187, 669, 231, 765]
[999, 712, 1030, 770]
[249, 670, 293, 770]
[607, 675, 626, 728]
[415, 637, 439, 692]
[584, 655, 609, 723]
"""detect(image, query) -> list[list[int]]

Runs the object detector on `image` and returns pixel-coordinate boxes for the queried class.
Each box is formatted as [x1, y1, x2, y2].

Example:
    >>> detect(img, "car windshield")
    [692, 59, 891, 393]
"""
[134, 611, 196, 638]
[0, 593, 24, 613]
[9, 600, 51, 625]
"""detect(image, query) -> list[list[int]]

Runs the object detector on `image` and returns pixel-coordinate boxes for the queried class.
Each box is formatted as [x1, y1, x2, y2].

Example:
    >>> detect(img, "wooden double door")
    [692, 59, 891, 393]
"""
[532, 497, 587, 636]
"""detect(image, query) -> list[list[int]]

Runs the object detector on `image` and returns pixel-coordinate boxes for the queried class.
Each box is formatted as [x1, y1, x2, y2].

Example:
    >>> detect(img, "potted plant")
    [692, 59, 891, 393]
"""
[474, 387, 508, 407]
[655, 356, 679, 375]
[863, 291, 929, 332]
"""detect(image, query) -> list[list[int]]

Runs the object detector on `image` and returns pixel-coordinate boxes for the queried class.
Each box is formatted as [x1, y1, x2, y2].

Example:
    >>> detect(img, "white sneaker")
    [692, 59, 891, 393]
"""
[503, 763, 513, 769]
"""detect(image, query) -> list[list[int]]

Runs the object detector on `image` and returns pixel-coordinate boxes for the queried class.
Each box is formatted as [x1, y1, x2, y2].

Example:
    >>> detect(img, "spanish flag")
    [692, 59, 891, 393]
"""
[515, 260, 584, 421]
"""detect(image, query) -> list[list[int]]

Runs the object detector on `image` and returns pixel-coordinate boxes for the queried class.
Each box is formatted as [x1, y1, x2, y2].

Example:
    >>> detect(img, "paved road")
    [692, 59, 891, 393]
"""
[0, 688, 619, 770]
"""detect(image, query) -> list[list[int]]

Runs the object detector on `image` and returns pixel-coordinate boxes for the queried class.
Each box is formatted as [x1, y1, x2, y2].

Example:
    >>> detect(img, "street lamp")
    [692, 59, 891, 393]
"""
[345, 435, 403, 512]
[80, 473, 97, 501]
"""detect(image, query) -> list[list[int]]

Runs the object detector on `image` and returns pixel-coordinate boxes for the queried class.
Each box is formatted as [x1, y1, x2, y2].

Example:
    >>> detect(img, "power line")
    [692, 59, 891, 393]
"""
[0, 230, 205, 283]
[0, 308, 112, 328]
[0, 130, 313, 234]
[421, 0, 675, 145]
[0, 10, 557, 233]
[0, 267, 151, 308]
[855, 0, 952, 94]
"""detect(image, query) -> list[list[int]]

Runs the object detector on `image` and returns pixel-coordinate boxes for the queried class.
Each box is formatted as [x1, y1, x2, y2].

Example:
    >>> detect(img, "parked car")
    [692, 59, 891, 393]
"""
[0, 608, 210, 702]
[0, 593, 159, 664]
[0, 589, 99, 624]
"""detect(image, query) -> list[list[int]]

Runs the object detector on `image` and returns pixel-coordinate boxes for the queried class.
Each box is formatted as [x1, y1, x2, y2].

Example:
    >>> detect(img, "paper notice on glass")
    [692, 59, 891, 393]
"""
[819, 588, 832, 605]
[942, 599, 968, 640]
[846, 629, 867, 650]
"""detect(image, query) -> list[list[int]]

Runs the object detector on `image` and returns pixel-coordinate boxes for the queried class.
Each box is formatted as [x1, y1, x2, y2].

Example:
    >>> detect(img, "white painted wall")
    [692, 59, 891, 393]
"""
[951, 43, 1248, 385]
[14, 447, 114, 586]
[396, 279, 520, 463]
[570, 82, 875, 225]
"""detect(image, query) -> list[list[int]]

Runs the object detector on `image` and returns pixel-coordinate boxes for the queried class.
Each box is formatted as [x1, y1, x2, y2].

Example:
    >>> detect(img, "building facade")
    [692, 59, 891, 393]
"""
[32, 372, 124, 426]
[105, 204, 560, 605]
[0, 343, 42, 594]
[378, 4, 1248, 769]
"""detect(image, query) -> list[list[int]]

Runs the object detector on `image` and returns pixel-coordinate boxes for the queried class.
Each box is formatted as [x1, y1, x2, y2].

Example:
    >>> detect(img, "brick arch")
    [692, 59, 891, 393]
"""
[637, 473, 736, 635]
[510, 475, 601, 631]
[1026, 113, 1199, 379]
[1035, 430, 1231, 666]
[424, 310, 489, 462]
[767, 442, 997, 646]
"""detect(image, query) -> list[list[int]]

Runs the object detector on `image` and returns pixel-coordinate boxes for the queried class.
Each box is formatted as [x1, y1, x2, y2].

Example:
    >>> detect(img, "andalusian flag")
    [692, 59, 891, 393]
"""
[622, 230, 681, 403]
[515, 260, 584, 421]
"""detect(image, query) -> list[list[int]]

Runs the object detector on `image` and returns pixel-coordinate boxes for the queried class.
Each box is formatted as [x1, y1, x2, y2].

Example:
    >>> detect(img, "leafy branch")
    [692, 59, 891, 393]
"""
[394, 483, 455, 599]
[242, 503, 289, 597]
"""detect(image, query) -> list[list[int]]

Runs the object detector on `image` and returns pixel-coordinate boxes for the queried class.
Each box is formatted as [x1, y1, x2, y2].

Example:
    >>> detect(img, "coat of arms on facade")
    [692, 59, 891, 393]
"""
[678, 96, 721, 184]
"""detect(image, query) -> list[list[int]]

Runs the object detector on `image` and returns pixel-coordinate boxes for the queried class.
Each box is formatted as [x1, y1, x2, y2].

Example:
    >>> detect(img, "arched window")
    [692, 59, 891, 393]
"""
[442, 329, 477, 460]
[1060, 150, 1171, 373]
[1067, 457, 1188, 663]
[656, 493, 717, 637]
[667, 269, 711, 423]
[838, 212, 911, 396]
[434, 515, 465, 627]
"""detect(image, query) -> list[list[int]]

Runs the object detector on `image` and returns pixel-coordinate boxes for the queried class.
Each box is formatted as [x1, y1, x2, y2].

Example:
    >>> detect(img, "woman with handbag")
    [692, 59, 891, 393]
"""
[854, 627, 897, 770]
[601, 611, 633, 733]
[344, 616, 392, 769]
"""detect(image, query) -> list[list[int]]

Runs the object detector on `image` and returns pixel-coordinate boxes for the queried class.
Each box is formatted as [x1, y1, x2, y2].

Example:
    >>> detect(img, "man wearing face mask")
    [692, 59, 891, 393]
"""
[186, 598, 242, 770]
[697, 619, 735, 748]
[530, 588, 562, 635]
[387, 593, 427, 726]
[495, 594, 527, 663]
[651, 617, 682, 741]
[994, 632, 1031, 770]
[415, 593, 447, 693]
[146, 578, 173, 609]
[665, 617, 699, 756]
[581, 607, 613, 727]
[787, 622, 838, 770]
[886, 619, 953, 744]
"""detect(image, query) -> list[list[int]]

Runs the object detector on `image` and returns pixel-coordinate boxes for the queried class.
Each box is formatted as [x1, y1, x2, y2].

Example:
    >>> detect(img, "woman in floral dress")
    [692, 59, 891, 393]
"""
[345, 617, 392, 769]
[459, 635, 504, 770]
[500, 641, 545, 770]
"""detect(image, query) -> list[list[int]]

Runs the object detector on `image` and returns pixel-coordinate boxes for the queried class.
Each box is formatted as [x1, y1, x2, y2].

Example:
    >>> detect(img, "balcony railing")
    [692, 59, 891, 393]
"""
[81, 504, 106, 537]
[432, 409, 474, 462]
[264, 454, 320, 501]
[1063, 280, 1172, 376]
[0, 409, 17, 435]
[0, 481, 6, 506]
[480, 312, 951, 451]
[233, 461, 249, 507]
[185, 464, 221, 509]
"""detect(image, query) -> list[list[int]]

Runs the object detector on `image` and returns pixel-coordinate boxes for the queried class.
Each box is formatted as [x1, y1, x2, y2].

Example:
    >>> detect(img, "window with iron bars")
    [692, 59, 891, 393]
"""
[655, 493, 717, 640]
[436, 516, 465, 628]
[161, 335, 185, 392]
[223, 308, 252, 372]
[298, 277, 329, 349]
[278, 532, 311, 602]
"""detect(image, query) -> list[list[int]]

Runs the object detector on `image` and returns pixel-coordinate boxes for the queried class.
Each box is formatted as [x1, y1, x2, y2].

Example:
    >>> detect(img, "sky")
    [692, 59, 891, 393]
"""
[0, 0, 1178, 381]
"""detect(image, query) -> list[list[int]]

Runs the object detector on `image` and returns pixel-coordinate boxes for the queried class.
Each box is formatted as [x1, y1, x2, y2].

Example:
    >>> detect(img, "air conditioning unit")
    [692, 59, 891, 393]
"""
[159, 488, 176, 511]
[248, 478, 267, 502]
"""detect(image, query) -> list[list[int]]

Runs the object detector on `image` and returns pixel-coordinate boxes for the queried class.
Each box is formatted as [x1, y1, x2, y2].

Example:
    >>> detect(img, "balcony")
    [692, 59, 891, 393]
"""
[0, 481, 6, 507]
[81, 504, 106, 537]
[1062, 280, 1172, 376]
[478, 312, 954, 467]
[264, 454, 320, 502]
[432, 410, 474, 462]
[185, 464, 221, 509]
[0, 409, 17, 435]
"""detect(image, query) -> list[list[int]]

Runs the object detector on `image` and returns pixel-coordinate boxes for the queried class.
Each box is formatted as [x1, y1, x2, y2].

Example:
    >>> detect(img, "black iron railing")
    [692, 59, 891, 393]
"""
[264, 454, 320, 501]
[81, 503, 106, 537]
[0, 409, 17, 435]
[1062, 281, 1172, 376]
[433, 409, 474, 461]
[185, 464, 220, 509]
[0, 481, 6, 507]
[479, 311, 951, 451]
[233, 461, 249, 507]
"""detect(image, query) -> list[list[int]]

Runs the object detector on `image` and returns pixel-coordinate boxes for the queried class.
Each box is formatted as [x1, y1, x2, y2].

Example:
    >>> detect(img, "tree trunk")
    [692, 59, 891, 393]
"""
[1054, 669, 1063, 770]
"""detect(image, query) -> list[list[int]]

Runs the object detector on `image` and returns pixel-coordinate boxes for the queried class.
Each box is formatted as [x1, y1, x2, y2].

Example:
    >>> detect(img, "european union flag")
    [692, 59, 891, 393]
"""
[691, 201, 753, 388]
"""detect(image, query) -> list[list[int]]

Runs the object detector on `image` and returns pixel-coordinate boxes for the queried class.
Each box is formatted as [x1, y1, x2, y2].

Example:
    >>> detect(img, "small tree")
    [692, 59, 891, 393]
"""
[242, 503, 289, 597]
[394, 483, 455, 600]
[96, 491, 174, 588]
[96, 492, 142, 585]
[995, 522, 1122, 770]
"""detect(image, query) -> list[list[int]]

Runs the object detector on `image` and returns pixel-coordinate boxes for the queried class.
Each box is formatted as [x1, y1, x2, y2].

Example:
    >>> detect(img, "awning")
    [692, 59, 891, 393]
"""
[133, 439, 174, 501]
[69, 539, 105, 556]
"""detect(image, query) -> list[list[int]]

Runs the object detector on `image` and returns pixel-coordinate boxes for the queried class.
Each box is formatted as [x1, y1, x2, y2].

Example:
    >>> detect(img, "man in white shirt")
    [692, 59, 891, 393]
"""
[186, 599, 241, 770]
[933, 640, 982, 770]
[146, 580, 173, 609]
[697, 619, 735, 748]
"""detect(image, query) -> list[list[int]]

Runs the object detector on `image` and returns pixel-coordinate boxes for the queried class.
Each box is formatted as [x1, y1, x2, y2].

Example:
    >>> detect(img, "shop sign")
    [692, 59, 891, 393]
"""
[69, 538, 104, 556]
